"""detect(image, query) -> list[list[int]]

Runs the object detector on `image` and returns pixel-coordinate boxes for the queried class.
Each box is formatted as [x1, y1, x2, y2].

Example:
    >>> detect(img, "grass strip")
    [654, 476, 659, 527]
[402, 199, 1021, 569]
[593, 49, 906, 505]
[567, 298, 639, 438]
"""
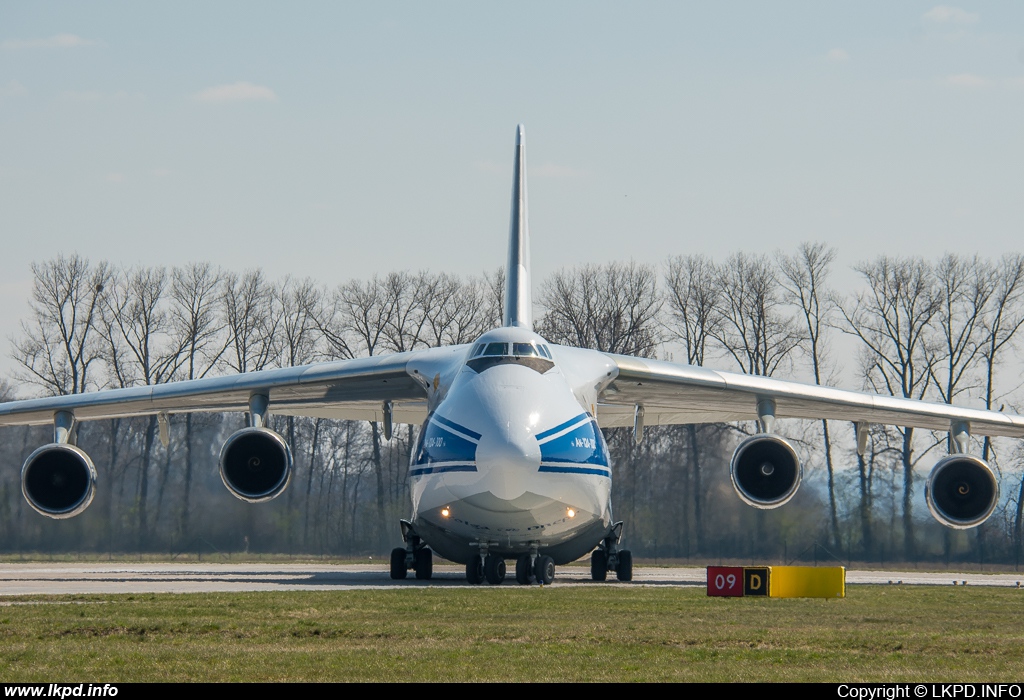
[1, 585, 1022, 682]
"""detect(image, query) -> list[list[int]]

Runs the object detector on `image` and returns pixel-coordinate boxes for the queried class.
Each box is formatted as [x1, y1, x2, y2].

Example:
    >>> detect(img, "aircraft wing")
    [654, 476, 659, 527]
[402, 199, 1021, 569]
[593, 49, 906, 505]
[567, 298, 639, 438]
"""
[596, 353, 1024, 438]
[0, 345, 469, 428]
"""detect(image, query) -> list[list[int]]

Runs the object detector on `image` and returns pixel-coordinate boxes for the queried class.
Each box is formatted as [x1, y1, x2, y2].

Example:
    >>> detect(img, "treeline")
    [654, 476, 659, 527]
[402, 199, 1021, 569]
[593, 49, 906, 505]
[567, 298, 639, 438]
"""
[2, 247, 1024, 566]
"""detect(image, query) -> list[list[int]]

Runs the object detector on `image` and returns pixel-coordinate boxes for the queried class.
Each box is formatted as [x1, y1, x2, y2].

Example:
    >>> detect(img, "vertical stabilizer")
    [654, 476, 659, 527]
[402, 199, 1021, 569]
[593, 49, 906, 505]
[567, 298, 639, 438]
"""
[503, 124, 532, 329]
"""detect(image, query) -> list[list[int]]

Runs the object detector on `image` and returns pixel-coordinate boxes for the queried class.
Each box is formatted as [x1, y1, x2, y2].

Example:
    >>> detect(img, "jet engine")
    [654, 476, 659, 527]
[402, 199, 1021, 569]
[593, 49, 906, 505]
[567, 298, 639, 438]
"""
[22, 444, 97, 519]
[219, 427, 293, 503]
[729, 434, 802, 509]
[925, 454, 998, 529]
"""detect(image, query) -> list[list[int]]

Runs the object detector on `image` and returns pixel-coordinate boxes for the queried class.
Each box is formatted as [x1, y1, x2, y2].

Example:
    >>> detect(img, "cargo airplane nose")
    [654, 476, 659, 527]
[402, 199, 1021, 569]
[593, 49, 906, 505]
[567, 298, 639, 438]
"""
[472, 428, 541, 502]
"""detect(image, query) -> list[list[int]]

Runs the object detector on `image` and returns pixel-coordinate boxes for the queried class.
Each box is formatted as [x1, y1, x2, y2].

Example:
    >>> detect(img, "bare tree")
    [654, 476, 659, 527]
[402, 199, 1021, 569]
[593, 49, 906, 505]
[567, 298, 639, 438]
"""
[221, 269, 279, 374]
[663, 255, 721, 367]
[102, 265, 183, 388]
[325, 276, 392, 360]
[929, 254, 994, 409]
[327, 275, 400, 549]
[778, 242, 841, 550]
[100, 265, 185, 546]
[712, 253, 801, 377]
[12, 255, 111, 396]
[839, 256, 939, 559]
[420, 273, 492, 347]
[171, 263, 229, 381]
[277, 277, 324, 368]
[483, 267, 505, 329]
[969, 254, 1024, 559]
[276, 276, 326, 545]
[380, 272, 433, 353]
[848, 420, 906, 558]
[977, 255, 1024, 458]
[538, 261, 661, 357]
[169, 262, 229, 540]
[663, 254, 722, 553]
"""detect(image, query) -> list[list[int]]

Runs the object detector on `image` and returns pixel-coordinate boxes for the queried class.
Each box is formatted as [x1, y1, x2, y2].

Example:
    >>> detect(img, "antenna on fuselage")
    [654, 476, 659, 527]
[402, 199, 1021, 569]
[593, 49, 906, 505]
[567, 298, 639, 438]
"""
[503, 124, 532, 330]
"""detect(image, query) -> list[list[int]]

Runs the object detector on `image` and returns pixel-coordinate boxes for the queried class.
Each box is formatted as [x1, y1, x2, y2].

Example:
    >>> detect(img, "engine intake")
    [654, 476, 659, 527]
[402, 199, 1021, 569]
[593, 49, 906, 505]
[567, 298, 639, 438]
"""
[926, 455, 998, 529]
[22, 444, 97, 519]
[219, 427, 292, 503]
[730, 434, 801, 509]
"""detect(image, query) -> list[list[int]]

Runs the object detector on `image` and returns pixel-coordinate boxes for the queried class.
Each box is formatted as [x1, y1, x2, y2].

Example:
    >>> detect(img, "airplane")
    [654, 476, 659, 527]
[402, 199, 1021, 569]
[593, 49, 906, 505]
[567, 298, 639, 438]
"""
[2, 124, 1022, 585]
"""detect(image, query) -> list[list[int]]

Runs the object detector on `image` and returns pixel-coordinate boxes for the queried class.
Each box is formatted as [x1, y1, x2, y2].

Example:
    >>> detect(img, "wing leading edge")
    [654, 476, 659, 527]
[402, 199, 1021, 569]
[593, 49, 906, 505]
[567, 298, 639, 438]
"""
[597, 353, 1024, 439]
[0, 345, 469, 428]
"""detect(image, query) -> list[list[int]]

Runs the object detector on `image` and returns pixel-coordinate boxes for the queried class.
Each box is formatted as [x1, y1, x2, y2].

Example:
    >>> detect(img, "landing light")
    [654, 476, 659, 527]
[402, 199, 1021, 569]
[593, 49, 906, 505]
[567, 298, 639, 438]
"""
[567, 508, 576, 518]
[441, 507, 450, 518]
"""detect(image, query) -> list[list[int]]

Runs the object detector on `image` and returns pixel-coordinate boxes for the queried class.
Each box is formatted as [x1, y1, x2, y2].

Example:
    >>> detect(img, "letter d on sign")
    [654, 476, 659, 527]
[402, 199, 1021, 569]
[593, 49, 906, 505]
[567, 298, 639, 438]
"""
[744, 567, 770, 596]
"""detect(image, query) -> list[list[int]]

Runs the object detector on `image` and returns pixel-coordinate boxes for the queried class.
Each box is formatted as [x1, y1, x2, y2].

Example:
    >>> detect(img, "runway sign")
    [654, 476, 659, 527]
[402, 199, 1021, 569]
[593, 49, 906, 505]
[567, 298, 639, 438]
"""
[706, 566, 845, 598]
[769, 566, 845, 598]
[706, 566, 743, 596]
[744, 567, 769, 596]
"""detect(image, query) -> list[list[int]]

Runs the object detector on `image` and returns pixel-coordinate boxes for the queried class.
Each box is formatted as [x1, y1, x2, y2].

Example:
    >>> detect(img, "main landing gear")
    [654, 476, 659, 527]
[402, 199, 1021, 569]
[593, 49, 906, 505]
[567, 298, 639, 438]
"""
[390, 519, 433, 580]
[466, 552, 508, 584]
[467, 543, 555, 585]
[529, 554, 555, 585]
[591, 521, 633, 582]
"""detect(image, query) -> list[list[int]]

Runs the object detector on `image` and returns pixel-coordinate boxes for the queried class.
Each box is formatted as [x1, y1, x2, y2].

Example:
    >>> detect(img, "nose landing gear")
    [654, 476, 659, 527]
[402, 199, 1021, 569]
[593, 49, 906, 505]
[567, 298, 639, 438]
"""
[590, 521, 632, 582]
[390, 519, 433, 580]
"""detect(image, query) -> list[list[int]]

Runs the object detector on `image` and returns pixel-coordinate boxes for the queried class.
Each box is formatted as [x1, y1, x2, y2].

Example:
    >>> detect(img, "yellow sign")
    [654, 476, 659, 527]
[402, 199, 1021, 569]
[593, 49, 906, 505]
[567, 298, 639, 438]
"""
[767, 566, 845, 598]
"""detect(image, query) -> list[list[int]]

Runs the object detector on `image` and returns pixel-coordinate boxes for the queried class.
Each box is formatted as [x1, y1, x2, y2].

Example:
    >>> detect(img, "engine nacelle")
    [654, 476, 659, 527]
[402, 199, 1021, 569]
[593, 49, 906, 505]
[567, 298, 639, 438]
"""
[219, 427, 293, 503]
[926, 454, 998, 529]
[730, 434, 802, 509]
[22, 444, 97, 519]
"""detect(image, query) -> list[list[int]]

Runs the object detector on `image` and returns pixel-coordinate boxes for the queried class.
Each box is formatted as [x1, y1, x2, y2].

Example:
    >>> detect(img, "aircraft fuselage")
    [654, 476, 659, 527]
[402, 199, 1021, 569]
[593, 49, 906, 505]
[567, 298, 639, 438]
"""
[407, 327, 616, 565]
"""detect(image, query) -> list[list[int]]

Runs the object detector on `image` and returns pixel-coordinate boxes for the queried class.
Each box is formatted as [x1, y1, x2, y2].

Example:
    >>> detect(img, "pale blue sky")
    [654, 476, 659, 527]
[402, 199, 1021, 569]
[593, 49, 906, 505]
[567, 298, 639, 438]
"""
[1, 2, 1022, 380]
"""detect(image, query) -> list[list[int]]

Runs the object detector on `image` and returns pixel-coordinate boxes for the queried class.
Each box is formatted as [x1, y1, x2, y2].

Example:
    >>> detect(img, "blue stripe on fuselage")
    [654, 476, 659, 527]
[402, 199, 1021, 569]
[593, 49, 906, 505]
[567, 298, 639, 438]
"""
[410, 463, 477, 477]
[538, 465, 611, 477]
[535, 413, 590, 442]
[431, 413, 482, 441]
[538, 416, 610, 469]
[414, 414, 479, 467]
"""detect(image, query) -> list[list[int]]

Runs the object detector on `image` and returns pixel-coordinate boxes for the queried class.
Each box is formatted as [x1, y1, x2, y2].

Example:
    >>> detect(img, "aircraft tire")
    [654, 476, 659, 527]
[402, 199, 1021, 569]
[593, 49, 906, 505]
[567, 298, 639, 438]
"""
[534, 555, 555, 585]
[484, 554, 506, 585]
[515, 554, 532, 585]
[466, 556, 484, 584]
[390, 547, 408, 580]
[616, 550, 633, 582]
[414, 548, 433, 580]
[590, 549, 608, 581]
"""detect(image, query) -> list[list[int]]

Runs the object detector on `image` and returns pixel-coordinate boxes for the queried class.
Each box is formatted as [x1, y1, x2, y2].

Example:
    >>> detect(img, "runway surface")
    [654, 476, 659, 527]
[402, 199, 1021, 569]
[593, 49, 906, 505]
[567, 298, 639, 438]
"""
[1, 562, 1023, 595]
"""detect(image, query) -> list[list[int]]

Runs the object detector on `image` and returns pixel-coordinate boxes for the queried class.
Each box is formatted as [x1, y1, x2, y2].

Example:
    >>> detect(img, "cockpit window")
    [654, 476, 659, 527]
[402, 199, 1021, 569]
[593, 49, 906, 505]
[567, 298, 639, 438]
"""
[466, 339, 555, 375]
